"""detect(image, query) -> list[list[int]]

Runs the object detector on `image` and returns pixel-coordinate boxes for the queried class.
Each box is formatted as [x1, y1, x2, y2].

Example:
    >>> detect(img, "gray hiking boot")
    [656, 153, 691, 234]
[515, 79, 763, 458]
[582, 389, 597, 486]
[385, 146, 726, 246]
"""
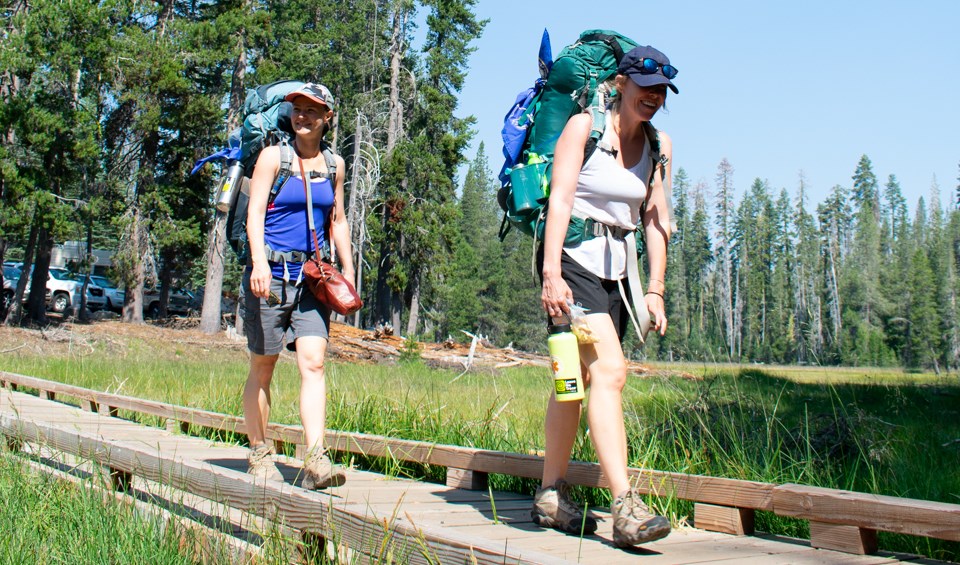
[247, 444, 284, 483]
[301, 449, 346, 490]
[531, 479, 598, 535]
[611, 489, 671, 547]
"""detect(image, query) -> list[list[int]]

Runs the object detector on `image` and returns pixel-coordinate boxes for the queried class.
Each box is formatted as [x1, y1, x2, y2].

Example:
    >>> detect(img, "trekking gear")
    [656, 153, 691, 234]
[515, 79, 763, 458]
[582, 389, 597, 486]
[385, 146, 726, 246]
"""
[611, 489, 671, 547]
[299, 156, 362, 316]
[498, 29, 654, 242]
[192, 80, 339, 262]
[531, 479, 598, 535]
[301, 448, 346, 490]
[247, 444, 284, 483]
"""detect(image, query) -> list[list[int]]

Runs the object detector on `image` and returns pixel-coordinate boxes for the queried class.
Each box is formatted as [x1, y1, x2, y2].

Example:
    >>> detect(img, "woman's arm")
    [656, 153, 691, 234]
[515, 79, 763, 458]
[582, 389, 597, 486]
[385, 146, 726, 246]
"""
[329, 154, 355, 284]
[642, 131, 672, 335]
[246, 146, 281, 299]
[541, 113, 591, 318]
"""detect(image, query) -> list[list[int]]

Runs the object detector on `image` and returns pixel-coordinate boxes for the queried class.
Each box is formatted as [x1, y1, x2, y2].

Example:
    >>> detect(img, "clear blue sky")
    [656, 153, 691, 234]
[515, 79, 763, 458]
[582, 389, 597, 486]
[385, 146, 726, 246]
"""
[455, 0, 960, 211]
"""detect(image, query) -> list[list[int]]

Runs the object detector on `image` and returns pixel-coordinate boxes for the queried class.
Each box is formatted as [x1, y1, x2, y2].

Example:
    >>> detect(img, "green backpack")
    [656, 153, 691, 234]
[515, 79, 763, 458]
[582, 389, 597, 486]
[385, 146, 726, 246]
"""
[497, 30, 666, 246]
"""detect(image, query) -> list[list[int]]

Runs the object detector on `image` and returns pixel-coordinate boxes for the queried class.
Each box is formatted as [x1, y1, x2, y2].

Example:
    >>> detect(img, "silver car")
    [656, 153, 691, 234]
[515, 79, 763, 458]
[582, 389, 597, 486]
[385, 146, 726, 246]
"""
[90, 275, 125, 312]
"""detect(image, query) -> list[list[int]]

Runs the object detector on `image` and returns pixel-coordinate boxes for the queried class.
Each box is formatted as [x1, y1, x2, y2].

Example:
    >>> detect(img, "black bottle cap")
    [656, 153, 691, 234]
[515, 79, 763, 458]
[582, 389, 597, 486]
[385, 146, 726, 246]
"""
[548, 323, 572, 334]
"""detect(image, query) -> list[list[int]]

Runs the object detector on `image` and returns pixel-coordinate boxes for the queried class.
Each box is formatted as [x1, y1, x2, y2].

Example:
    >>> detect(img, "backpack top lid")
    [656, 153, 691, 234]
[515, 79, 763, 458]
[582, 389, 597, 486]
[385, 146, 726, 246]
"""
[190, 79, 305, 177]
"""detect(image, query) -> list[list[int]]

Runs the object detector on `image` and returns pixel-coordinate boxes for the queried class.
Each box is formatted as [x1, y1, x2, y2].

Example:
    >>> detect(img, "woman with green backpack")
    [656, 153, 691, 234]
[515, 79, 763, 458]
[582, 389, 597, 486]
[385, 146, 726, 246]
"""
[532, 45, 677, 548]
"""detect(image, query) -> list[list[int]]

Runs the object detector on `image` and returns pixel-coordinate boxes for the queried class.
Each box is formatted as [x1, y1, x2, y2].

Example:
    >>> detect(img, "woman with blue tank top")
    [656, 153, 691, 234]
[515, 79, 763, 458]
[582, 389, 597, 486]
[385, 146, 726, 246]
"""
[531, 46, 677, 549]
[241, 83, 354, 490]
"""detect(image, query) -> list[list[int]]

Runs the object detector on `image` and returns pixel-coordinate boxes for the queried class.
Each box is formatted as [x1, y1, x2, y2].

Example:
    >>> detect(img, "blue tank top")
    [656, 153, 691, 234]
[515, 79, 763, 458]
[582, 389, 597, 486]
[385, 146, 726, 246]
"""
[263, 174, 334, 280]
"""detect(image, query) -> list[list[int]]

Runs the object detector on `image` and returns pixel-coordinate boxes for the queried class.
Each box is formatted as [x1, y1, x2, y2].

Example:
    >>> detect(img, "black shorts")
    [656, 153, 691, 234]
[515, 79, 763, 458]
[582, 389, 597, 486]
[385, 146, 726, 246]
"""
[537, 247, 632, 341]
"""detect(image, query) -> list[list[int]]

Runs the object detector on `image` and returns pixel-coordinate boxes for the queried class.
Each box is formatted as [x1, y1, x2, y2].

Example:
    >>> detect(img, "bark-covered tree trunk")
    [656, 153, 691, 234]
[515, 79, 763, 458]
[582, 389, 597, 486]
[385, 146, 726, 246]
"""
[406, 272, 420, 336]
[28, 226, 54, 325]
[4, 212, 38, 325]
[200, 21, 248, 335]
[122, 205, 147, 323]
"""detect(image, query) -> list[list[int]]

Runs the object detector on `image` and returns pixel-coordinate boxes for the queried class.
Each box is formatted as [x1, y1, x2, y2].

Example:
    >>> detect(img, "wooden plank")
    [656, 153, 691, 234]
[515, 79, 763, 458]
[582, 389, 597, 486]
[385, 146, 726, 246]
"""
[809, 521, 878, 555]
[0, 410, 573, 565]
[694, 503, 755, 535]
[774, 483, 960, 541]
[0, 372, 778, 511]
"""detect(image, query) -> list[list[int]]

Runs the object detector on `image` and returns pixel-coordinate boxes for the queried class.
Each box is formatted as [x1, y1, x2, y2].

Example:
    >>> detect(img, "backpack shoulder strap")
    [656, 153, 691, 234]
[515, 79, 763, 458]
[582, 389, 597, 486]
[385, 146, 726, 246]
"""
[320, 142, 338, 187]
[267, 139, 295, 205]
[642, 121, 676, 234]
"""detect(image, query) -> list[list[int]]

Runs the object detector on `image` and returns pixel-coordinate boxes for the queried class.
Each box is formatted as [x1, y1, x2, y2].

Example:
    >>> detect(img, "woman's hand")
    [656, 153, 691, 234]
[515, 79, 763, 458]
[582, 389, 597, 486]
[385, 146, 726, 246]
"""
[645, 292, 668, 336]
[541, 273, 573, 318]
[249, 262, 272, 299]
[342, 267, 356, 288]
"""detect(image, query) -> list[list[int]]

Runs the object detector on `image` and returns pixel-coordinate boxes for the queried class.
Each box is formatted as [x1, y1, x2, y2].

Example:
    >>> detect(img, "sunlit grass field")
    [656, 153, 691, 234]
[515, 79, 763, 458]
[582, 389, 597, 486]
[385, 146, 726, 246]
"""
[2, 333, 959, 561]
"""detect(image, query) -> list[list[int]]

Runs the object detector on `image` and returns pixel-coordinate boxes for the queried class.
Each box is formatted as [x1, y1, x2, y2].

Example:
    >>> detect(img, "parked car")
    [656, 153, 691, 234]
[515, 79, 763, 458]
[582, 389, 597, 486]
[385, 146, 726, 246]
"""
[65, 273, 109, 311]
[89, 275, 125, 312]
[143, 287, 195, 318]
[48, 268, 106, 312]
[14, 266, 105, 313]
[2, 264, 20, 313]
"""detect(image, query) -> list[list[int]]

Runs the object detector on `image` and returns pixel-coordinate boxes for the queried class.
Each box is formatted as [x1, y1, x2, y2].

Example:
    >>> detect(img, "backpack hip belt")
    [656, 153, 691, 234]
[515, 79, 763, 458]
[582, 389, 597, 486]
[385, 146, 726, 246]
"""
[569, 216, 634, 243]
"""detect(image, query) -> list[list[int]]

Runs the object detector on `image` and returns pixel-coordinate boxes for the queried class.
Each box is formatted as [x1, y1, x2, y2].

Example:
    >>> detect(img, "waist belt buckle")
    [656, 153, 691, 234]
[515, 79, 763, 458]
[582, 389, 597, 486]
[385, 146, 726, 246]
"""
[591, 221, 605, 238]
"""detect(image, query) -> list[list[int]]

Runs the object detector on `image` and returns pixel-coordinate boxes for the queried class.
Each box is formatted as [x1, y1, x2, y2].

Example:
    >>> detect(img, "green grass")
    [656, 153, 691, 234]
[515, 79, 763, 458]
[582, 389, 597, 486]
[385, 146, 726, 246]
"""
[0, 452, 213, 563]
[3, 342, 960, 561]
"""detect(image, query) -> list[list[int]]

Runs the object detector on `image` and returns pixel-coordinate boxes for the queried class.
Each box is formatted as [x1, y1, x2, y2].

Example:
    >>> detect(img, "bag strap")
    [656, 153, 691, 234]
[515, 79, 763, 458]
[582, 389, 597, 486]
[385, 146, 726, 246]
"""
[298, 156, 324, 263]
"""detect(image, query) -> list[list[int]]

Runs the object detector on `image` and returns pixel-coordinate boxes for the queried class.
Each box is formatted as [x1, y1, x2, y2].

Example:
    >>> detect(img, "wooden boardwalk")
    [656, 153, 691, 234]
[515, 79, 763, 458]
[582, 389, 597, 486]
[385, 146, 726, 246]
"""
[0, 379, 954, 564]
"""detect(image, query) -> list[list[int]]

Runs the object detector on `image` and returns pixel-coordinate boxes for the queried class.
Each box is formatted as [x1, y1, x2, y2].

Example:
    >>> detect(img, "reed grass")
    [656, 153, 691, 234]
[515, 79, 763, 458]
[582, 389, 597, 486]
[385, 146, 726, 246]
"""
[3, 345, 959, 561]
[0, 451, 210, 563]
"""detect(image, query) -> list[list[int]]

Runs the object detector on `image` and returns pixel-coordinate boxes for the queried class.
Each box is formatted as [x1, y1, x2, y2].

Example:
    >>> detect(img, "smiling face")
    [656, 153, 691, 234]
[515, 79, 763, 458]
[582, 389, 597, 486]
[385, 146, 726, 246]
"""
[290, 95, 333, 137]
[615, 75, 667, 124]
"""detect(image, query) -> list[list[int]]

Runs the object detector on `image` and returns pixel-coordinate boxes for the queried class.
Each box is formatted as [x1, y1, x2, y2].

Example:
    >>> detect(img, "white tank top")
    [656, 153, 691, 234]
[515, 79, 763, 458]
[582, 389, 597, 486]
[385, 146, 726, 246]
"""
[564, 112, 652, 280]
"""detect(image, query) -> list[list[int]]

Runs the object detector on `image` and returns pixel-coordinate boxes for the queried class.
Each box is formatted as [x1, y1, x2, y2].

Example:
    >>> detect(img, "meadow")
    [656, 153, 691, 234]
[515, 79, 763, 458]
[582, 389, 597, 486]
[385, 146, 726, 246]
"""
[1, 325, 959, 562]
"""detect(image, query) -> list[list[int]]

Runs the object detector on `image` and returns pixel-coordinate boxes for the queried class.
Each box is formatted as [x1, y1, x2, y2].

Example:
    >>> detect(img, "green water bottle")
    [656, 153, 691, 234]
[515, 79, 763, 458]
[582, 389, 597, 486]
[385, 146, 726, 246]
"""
[548, 323, 584, 402]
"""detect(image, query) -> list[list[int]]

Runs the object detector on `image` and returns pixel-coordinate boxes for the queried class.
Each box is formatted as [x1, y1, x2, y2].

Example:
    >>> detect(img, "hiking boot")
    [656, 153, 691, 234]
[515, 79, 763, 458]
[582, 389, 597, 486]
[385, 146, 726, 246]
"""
[611, 489, 671, 547]
[247, 444, 284, 483]
[531, 479, 598, 535]
[301, 449, 346, 490]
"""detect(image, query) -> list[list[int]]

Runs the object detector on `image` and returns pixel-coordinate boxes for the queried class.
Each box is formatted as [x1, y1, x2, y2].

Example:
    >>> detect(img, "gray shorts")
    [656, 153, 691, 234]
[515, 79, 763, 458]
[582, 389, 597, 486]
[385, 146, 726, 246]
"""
[240, 270, 330, 355]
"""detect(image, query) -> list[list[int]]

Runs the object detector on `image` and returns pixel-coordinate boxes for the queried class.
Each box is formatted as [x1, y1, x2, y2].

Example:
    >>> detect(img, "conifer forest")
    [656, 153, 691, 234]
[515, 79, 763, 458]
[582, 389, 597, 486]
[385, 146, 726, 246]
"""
[1, 0, 958, 372]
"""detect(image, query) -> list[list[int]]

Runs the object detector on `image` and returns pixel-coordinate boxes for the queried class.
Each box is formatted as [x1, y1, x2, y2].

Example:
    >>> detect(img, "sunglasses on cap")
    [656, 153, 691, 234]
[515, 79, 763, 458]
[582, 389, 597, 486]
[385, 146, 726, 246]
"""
[634, 58, 679, 80]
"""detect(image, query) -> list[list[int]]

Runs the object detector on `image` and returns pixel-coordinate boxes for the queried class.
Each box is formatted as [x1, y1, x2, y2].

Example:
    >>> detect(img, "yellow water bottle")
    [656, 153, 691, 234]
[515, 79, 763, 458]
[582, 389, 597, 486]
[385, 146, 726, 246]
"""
[548, 323, 584, 402]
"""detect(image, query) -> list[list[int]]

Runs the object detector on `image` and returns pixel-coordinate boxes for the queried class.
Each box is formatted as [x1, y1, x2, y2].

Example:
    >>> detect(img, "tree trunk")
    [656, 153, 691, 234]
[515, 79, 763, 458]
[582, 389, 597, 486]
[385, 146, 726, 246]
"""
[122, 206, 147, 324]
[28, 226, 54, 325]
[200, 32, 247, 335]
[347, 113, 364, 328]
[200, 213, 228, 333]
[4, 212, 38, 326]
[405, 274, 420, 336]
[386, 7, 406, 155]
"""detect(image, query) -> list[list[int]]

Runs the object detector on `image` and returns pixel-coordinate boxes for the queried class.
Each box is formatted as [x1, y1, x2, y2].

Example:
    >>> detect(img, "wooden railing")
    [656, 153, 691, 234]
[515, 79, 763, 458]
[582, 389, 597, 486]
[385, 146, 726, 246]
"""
[2, 370, 958, 556]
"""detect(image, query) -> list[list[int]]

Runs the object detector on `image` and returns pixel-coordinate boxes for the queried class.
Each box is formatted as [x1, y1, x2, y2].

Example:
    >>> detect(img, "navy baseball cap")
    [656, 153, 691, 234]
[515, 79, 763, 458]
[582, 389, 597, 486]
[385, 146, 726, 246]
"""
[617, 46, 679, 94]
[285, 82, 335, 109]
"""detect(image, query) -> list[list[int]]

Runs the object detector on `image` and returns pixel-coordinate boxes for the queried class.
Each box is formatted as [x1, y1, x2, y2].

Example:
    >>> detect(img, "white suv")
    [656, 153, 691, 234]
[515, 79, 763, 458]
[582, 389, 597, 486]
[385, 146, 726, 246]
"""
[28, 267, 106, 313]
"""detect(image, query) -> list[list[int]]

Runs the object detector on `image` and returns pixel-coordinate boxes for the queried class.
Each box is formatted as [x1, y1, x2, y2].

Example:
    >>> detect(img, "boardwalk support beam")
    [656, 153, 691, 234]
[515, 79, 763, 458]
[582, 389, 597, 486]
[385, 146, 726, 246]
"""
[446, 468, 488, 490]
[694, 503, 755, 535]
[809, 521, 878, 555]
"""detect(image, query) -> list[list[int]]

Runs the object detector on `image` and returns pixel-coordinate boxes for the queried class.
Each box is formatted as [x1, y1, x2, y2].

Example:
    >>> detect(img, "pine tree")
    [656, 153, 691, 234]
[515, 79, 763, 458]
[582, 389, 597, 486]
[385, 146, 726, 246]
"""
[714, 158, 736, 358]
[684, 180, 713, 356]
[793, 172, 823, 363]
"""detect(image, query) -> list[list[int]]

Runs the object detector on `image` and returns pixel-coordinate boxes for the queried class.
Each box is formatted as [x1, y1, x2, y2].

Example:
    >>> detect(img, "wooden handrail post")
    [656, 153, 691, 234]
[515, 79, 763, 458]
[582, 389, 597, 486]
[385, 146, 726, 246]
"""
[446, 468, 488, 490]
[809, 521, 878, 555]
[694, 503, 755, 535]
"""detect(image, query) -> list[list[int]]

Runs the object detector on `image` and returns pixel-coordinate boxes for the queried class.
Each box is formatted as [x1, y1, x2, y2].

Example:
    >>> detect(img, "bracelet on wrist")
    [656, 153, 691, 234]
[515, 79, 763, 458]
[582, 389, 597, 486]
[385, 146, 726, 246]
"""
[646, 291, 664, 300]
